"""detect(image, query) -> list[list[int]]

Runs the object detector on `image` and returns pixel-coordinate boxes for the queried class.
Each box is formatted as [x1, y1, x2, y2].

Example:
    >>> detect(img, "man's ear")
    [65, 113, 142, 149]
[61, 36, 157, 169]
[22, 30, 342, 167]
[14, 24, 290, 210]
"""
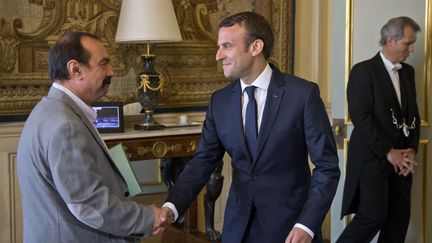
[250, 39, 264, 57]
[386, 37, 395, 46]
[66, 60, 81, 80]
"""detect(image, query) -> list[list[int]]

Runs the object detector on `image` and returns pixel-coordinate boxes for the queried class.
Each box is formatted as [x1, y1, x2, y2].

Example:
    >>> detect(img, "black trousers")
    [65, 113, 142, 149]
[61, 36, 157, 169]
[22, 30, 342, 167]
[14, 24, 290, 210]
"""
[337, 160, 412, 243]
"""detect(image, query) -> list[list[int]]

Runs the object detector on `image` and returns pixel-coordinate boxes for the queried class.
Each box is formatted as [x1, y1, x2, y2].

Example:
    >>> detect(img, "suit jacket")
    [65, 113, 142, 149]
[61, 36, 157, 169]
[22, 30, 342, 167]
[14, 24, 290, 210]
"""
[17, 87, 154, 243]
[341, 52, 420, 217]
[167, 65, 340, 242]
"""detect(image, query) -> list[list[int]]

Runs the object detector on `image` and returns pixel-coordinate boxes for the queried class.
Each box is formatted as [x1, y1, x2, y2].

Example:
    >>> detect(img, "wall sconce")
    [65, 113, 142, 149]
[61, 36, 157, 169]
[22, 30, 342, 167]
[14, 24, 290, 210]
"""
[115, 0, 182, 131]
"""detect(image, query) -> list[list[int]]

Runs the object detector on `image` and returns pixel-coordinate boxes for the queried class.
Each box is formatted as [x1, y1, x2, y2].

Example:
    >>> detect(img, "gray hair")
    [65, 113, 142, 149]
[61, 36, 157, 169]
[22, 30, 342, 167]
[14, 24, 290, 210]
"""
[379, 16, 421, 46]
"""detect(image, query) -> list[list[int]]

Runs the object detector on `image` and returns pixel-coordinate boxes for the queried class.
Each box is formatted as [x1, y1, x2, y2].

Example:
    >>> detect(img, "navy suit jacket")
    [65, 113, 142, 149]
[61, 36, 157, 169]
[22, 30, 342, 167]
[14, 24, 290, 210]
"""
[167, 65, 340, 242]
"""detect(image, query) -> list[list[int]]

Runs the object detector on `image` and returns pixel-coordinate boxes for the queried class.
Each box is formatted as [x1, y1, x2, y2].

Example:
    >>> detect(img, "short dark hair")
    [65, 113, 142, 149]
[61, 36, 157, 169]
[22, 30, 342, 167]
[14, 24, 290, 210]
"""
[48, 32, 101, 82]
[379, 16, 421, 46]
[219, 11, 274, 59]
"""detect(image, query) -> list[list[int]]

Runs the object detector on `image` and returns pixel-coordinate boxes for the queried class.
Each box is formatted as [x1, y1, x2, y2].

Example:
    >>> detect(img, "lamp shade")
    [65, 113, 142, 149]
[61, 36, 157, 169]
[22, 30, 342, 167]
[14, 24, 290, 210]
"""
[115, 0, 182, 43]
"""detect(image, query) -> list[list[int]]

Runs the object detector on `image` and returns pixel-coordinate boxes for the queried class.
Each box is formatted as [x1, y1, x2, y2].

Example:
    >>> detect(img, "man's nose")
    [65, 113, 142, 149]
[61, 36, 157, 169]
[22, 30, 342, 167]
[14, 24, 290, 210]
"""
[106, 64, 114, 76]
[215, 48, 224, 61]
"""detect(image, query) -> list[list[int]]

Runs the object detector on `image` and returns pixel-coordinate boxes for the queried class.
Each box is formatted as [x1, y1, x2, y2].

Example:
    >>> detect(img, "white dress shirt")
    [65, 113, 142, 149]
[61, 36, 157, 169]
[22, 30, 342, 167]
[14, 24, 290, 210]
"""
[240, 64, 272, 133]
[380, 52, 402, 106]
[52, 82, 97, 125]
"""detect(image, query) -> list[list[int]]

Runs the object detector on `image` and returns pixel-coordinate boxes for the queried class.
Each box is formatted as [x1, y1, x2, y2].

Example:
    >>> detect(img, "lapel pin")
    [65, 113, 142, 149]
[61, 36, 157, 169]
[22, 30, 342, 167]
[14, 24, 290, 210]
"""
[273, 94, 278, 99]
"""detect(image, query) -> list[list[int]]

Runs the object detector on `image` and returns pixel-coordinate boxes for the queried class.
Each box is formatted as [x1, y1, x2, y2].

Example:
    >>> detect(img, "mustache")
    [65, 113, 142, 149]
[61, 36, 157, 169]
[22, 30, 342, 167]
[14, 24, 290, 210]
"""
[102, 76, 112, 86]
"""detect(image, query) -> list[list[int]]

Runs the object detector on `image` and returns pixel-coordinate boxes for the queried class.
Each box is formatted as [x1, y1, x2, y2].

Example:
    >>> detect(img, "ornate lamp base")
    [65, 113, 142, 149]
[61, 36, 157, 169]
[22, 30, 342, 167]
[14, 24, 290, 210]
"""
[135, 123, 165, 131]
[134, 54, 165, 131]
[135, 110, 165, 131]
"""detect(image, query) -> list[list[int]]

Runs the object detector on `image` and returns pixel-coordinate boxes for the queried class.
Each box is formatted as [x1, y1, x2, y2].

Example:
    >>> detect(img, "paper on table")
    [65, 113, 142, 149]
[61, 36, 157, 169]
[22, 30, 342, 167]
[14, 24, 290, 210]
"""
[109, 143, 142, 197]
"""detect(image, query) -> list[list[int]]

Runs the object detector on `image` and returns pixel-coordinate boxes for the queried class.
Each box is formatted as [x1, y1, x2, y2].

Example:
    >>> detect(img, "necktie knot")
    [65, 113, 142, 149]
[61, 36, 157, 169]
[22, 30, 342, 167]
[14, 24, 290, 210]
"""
[245, 86, 256, 98]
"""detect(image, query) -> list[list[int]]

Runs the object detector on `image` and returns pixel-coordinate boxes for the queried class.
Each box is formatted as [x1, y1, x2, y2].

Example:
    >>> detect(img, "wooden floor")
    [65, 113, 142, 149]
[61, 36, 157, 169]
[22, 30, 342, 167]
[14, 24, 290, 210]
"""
[141, 236, 162, 243]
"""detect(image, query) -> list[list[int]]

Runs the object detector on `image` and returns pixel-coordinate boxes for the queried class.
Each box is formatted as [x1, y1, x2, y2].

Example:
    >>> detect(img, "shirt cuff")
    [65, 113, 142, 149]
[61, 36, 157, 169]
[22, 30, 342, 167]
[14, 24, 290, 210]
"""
[162, 202, 178, 222]
[294, 223, 314, 239]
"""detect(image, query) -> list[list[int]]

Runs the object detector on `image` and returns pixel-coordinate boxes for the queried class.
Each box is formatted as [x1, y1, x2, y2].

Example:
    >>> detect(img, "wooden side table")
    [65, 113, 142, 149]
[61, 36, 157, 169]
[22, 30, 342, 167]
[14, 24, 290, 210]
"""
[102, 126, 216, 243]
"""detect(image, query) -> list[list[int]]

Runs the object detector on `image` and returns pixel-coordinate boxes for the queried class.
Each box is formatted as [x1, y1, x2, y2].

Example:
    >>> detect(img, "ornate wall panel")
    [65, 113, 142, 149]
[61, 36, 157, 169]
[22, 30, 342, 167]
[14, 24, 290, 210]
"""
[0, 0, 294, 116]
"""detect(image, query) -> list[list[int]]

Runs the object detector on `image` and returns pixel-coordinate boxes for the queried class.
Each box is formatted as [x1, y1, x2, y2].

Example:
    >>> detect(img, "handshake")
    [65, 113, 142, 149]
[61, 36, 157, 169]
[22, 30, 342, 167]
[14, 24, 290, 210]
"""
[150, 205, 175, 236]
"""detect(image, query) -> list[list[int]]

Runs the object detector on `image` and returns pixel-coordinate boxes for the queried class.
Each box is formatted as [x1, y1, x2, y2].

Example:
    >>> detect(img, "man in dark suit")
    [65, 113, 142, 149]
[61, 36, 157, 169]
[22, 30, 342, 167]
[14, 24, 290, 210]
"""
[159, 12, 340, 243]
[337, 16, 421, 243]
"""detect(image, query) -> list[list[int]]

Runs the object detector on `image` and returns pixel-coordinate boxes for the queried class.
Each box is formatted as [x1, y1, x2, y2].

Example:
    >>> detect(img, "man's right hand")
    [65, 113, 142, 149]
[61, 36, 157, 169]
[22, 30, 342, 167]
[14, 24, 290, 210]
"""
[160, 207, 174, 227]
[150, 205, 165, 236]
[386, 148, 417, 176]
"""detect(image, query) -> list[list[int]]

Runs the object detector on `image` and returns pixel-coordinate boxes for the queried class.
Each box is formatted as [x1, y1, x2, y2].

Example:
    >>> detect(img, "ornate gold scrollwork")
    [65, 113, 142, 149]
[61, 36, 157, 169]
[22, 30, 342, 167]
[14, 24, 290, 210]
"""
[168, 144, 182, 153]
[152, 141, 168, 158]
[137, 74, 165, 92]
[136, 141, 184, 158]
[187, 141, 197, 153]
[122, 145, 132, 159]
[137, 146, 152, 156]
[0, 1, 294, 116]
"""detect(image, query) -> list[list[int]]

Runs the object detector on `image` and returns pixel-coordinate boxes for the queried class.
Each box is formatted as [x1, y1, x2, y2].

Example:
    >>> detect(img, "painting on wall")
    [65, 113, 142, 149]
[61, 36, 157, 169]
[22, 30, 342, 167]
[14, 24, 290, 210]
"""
[0, 0, 294, 117]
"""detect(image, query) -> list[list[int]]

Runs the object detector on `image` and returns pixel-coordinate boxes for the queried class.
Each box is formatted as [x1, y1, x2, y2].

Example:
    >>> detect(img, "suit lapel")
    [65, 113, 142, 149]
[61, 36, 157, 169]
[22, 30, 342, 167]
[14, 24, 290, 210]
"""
[47, 88, 124, 180]
[372, 54, 403, 114]
[253, 67, 285, 167]
[70, 100, 126, 181]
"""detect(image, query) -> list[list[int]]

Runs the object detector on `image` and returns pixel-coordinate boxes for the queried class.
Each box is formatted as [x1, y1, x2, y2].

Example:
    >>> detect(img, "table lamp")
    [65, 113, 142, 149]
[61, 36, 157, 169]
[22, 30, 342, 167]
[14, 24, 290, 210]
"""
[115, 0, 182, 131]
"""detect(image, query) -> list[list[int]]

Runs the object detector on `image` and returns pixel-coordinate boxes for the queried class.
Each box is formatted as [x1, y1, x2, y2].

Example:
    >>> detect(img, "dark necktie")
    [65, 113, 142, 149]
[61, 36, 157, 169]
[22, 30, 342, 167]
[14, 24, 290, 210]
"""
[245, 86, 258, 160]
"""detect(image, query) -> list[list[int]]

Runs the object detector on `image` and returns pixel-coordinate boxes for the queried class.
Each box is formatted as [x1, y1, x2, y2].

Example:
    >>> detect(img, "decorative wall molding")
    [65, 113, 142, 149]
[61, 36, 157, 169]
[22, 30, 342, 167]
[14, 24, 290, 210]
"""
[0, 149, 21, 243]
[9, 154, 21, 243]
